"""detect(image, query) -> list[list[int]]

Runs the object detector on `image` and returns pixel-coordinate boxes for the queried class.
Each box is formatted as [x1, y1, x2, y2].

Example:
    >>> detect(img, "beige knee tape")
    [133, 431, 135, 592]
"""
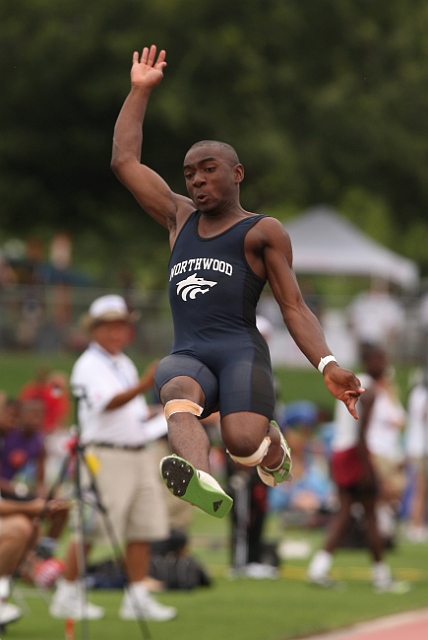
[229, 436, 271, 467]
[164, 399, 203, 420]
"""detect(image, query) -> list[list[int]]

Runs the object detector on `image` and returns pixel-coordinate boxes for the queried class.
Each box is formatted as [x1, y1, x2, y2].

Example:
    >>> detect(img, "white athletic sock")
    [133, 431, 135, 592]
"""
[56, 577, 78, 596]
[308, 550, 333, 579]
[0, 576, 11, 599]
[376, 504, 395, 537]
[197, 469, 225, 493]
[127, 581, 149, 597]
[372, 562, 391, 587]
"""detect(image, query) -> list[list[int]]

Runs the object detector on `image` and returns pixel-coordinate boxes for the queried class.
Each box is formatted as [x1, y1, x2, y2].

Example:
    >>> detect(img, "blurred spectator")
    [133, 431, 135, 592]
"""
[418, 291, 428, 365]
[347, 283, 405, 357]
[0, 496, 69, 625]
[0, 399, 46, 499]
[50, 294, 175, 622]
[41, 371, 72, 488]
[18, 367, 51, 423]
[362, 344, 407, 544]
[19, 368, 71, 434]
[118, 268, 139, 314]
[0, 397, 69, 571]
[0, 252, 18, 289]
[19, 369, 71, 495]
[44, 371, 71, 433]
[404, 371, 428, 542]
[0, 395, 19, 448]
[226, 316, 280, 579]
[269, 401, 335, 521]
[307, 344, 407, 592]
[14, 239, 45, 350]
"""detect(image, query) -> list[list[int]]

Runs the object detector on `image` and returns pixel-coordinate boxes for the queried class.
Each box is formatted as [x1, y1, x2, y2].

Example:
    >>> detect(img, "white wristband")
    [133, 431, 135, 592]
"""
[318, 355, 337, 374]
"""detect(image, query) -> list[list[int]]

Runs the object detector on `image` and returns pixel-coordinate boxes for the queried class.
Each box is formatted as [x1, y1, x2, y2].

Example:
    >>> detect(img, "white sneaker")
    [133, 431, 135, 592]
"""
[119, 584, 177, 621]
[406, 525, 428, 543]
[373, 579, 411, 594]
[244, 563, 279, 579]
[49, 580, 104, 620]
[0, 601, 22, 625]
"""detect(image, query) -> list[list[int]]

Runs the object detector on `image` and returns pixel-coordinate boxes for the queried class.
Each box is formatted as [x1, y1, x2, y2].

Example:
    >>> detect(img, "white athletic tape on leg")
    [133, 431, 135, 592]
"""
[164, 399, 203, 420]
[229, 436, 271, 467]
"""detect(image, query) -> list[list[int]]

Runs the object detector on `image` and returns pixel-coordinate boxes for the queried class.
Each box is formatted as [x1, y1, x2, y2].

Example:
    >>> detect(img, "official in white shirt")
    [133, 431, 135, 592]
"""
[49, 295, 176, 622]
[405, 378, 428, 542]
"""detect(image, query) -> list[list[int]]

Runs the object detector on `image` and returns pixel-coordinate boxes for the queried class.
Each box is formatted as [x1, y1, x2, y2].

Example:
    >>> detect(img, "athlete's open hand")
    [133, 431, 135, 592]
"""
[323, 365, 365, 419]
[131, 45, 167, 89]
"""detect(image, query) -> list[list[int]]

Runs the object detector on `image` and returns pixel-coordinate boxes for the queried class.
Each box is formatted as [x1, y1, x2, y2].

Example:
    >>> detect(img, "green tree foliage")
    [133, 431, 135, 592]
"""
[1, 0, 428, 282]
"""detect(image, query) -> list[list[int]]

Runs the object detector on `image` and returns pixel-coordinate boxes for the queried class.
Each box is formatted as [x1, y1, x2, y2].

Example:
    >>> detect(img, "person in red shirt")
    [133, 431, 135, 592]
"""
[19, 369, 70, 435]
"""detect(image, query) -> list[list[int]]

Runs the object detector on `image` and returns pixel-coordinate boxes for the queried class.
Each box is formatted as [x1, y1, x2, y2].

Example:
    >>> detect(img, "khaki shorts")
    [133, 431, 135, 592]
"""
[72, 445, 169, 544]
[371, 454, 406, 499]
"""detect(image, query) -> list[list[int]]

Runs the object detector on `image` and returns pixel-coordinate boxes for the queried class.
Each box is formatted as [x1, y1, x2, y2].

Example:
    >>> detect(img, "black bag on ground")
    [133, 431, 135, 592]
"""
[149, 554, 212, 591]
[85, 559, 127, 589]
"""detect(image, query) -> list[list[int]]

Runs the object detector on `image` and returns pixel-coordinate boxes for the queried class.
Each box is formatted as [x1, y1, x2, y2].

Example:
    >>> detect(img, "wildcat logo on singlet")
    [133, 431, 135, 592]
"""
[176, 273, 218, 301]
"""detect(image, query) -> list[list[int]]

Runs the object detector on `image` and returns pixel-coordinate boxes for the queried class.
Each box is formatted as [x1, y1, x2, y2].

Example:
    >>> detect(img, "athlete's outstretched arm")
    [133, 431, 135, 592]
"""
[260, 218, 364, 418]
[111, 45, 194, 241]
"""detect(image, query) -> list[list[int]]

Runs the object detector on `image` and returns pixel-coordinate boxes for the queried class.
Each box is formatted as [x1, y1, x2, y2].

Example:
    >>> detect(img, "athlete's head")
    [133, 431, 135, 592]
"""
[183, 140, 244, 212]
[186, 141, 240, 167]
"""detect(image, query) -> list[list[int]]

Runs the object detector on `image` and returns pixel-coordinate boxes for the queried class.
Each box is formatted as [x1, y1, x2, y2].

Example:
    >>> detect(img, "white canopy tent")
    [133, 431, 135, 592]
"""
[266, 206, 419, 367]
[284, 206, 419, 290]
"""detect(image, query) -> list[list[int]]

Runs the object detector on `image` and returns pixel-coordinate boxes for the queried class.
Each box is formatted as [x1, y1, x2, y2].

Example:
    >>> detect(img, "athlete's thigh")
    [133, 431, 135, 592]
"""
[217, 351, 275, 419]
[154, 353, 219, 416]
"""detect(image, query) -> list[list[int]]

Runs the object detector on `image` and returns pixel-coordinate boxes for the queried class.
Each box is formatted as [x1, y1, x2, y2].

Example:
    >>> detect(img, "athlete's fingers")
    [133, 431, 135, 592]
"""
[141, 46, 149, 65]
[156, 49, 167, 68]
[147, 44, 157, 67]
[344, 392, 360, 420]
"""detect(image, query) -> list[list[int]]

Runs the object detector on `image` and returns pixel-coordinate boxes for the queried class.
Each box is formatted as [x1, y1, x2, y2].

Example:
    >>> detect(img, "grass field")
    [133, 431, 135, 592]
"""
[0, 350, 416, 408]
[7, 511, 428, 640]
[0, 352, 425, 640]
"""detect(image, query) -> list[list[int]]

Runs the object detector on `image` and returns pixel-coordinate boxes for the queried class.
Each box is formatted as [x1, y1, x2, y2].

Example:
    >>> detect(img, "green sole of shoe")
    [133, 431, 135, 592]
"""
[161, 456, 233, 519]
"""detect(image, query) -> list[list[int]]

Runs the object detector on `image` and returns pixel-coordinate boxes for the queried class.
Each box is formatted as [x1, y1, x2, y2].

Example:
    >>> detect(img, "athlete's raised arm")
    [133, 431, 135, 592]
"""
[111, 45, 194, 243]
[251, 217, 364, 418]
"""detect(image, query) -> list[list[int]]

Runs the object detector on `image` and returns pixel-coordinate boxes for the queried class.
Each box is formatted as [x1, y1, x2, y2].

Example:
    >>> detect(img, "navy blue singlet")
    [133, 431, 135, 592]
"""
[154, 210, 275, 419]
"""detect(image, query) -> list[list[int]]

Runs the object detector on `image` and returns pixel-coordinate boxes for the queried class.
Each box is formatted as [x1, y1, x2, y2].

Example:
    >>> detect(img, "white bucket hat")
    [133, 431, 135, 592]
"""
[80, 295, 139, 331]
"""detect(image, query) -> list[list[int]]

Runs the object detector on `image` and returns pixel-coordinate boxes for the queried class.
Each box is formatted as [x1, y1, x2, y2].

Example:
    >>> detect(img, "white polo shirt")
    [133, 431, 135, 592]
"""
[406, 383, 428, 458]
[71, 342, 152, 446]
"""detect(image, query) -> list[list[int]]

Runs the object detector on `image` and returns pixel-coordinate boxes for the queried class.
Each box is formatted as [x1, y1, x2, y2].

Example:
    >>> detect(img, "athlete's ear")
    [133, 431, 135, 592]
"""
[234, 164, 244, 184]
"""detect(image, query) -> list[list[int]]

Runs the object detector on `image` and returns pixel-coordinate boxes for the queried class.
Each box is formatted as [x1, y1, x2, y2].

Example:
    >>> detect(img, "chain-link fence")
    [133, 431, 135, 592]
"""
[0, 284, 426, 367]
[0, 285, 173, 358]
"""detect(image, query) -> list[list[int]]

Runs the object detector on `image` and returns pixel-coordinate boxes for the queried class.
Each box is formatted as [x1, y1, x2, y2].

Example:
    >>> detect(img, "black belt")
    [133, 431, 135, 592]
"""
[89, 442, 146, 451]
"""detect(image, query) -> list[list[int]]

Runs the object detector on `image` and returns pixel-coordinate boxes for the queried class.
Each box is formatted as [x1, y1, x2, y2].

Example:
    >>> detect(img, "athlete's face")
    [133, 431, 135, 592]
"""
[183, 145, 244, 213]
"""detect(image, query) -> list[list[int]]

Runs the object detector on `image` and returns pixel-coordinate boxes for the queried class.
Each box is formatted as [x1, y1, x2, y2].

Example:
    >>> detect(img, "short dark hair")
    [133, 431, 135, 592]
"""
[187, 140, 240, 167]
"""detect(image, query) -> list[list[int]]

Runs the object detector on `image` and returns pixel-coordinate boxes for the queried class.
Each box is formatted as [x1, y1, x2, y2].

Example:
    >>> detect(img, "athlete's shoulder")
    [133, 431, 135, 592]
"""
[250, 215, 291, 243]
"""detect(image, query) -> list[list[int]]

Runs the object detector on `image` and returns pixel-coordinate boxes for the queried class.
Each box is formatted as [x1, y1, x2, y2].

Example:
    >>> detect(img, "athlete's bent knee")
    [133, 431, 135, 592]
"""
[228, 436, 271, 467]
